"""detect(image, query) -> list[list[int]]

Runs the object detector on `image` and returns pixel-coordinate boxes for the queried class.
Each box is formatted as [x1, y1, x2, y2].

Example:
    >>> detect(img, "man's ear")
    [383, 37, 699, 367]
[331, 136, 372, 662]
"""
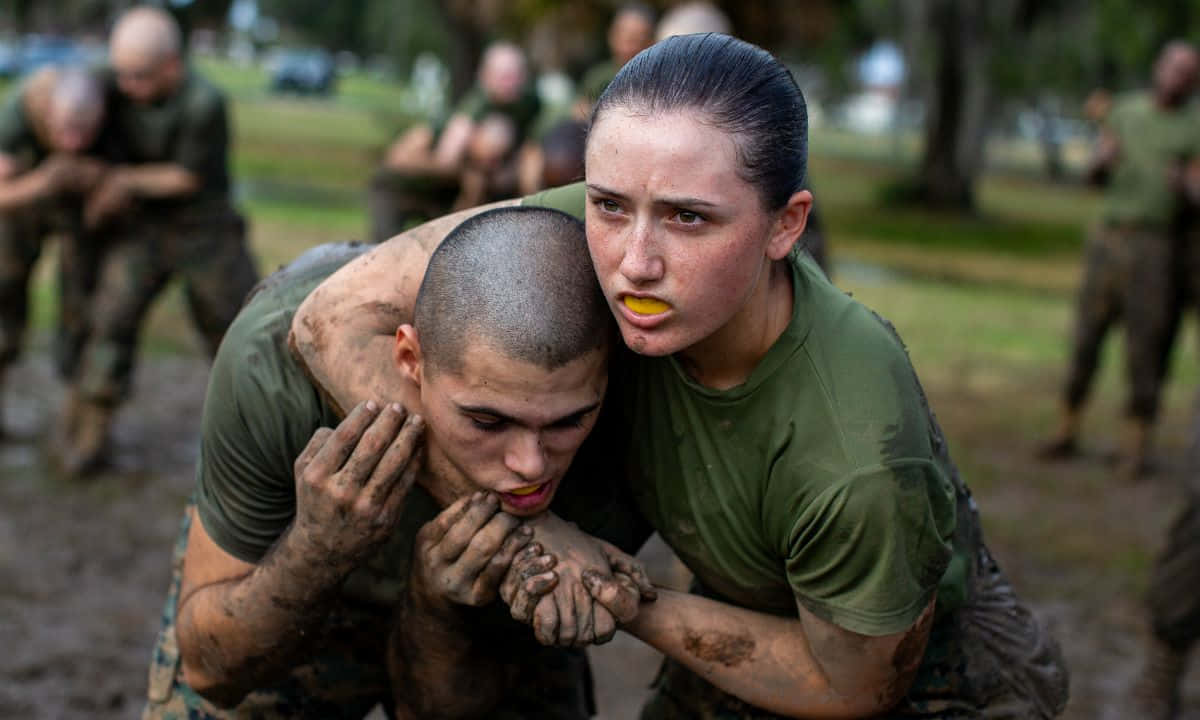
[766, 189, 813, 261]
[394, 324, 423, 387]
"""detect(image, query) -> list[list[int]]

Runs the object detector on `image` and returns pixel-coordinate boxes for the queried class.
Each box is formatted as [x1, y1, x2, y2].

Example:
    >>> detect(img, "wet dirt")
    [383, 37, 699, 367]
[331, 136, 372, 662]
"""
[1, 347, 1199, 719]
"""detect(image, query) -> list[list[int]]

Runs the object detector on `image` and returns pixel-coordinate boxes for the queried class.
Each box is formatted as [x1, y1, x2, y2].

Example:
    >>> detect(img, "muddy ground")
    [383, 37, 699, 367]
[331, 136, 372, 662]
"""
[1, 344, 1198, 719]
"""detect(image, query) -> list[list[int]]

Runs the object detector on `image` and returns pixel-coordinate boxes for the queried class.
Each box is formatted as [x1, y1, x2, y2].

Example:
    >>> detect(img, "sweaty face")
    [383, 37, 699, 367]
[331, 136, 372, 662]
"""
[585, 109, 779, 357]
[418, 343, 608, 517]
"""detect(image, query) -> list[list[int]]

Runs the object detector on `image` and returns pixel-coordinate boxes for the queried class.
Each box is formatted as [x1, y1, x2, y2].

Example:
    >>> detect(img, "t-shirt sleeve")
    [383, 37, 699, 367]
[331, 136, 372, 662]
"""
[194, 313, 310, 563]
[172, 87, 229, 184]
[522, 181, 586, 219]
[0, 84, 33, 155]
[780, 459, 954, 637]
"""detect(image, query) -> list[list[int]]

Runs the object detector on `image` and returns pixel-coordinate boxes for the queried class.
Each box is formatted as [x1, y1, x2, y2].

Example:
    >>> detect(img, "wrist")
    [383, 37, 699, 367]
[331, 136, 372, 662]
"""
[278, 522, 360, 586]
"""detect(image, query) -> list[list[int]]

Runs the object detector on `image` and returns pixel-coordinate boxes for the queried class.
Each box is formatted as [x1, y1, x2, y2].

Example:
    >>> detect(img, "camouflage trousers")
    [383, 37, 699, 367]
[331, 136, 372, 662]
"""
[1063, 222, 1176, 421]
[639, 545, 1068, 720]
[366, 168, 461, 243]
[1147, 486, 1200, 654]
[142, 505, 597, 719]
[0, 201, 98, 377]
[73, 206, 258, 404]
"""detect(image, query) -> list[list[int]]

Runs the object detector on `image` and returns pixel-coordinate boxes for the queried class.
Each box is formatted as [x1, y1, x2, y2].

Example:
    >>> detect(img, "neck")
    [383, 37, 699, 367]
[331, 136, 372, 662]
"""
[677, 258, 794, 390]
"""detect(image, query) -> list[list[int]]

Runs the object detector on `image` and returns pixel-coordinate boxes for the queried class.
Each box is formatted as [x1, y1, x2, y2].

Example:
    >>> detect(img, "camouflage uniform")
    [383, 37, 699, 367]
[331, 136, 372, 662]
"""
[1063, 223, 1176, 421]
[143, 505, 599, 720]
[68, 69, 258, 407]
[74, 208, 255, 403]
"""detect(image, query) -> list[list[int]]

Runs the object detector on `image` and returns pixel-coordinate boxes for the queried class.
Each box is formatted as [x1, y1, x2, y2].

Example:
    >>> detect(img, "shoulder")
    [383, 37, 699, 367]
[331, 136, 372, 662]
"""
[179, 71, 228, 118]
[522, 181, 586, 220]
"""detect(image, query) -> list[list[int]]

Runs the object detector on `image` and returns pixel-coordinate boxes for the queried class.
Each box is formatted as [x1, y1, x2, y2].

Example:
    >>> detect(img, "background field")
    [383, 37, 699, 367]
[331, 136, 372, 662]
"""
[2, 60, 1198, 718]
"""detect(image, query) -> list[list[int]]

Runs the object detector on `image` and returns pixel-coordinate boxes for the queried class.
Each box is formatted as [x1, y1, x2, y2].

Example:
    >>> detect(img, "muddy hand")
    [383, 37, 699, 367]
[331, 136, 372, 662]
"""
[412, 492, 540, 612]
[291, 400, 424, 573]
[83, 171, 133, 229]
[507, 514, 628, 647]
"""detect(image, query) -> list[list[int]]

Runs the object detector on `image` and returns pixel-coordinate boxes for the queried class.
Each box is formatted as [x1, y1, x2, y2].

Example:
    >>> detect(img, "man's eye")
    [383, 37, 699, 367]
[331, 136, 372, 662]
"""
[676, 210, 703, 224]
[469, 416, 505, 431]
[599, 199, 620, 213]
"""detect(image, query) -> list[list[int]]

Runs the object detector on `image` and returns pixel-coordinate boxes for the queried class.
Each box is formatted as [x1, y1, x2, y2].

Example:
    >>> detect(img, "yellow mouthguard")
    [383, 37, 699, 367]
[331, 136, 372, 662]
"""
[623, 296, 670, 315]
[509, 484, 542, 496]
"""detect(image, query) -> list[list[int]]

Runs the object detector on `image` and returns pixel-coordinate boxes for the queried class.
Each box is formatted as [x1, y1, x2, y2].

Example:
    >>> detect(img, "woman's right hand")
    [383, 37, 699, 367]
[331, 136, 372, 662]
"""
[290, 400, 424, 575]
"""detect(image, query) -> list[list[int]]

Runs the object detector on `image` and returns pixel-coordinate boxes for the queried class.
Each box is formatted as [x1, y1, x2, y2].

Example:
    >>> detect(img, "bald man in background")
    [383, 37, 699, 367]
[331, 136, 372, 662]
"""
[0, 66, 109, 437]
[58, 5, 258, 474]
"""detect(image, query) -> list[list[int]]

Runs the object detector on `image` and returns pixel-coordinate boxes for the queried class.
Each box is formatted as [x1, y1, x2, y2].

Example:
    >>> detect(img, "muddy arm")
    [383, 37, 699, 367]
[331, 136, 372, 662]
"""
[610, 590, 935, 718]
[290, 199, 518, 415]
[174, 509, 352, 706]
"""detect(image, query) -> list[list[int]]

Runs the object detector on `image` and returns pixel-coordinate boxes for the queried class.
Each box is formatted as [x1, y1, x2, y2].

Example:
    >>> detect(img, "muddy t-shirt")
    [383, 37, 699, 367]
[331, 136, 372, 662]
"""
[103, 69, 230, 213]
[1103, 91, 1200, 227]
[194, 246, 650, 606]
[524, 182, 962, 636]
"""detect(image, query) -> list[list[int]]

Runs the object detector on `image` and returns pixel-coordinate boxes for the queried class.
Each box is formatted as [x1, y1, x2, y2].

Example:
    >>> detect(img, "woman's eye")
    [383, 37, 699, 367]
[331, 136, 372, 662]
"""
[676, 210, 702, 224]
[599, 199, 620, 213]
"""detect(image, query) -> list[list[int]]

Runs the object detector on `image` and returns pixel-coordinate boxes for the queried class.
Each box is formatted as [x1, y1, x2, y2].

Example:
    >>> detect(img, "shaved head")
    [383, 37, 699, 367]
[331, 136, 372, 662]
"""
[415, 207, 611, 375]
[111, 6, 181, 63]
[110, 6, 184, 103]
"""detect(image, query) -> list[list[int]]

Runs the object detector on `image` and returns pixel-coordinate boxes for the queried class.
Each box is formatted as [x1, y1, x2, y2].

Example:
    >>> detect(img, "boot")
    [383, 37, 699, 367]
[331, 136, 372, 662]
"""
[1116, 417, 1152, 482]
[58, 396, 113, 477]
[1130, 634, 1186, 720]
[1036, 406, 1080, 460]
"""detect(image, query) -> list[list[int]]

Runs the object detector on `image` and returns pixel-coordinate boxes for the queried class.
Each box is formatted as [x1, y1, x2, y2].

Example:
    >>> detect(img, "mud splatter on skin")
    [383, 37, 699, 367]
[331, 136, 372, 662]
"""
[683, 630, 756, 668]
[878, 601, 935, 707]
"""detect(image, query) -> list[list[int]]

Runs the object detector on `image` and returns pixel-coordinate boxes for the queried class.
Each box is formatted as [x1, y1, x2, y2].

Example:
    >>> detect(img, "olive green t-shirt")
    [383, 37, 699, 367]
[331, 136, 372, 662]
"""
[525, 182, 963, 636]
[1103, 91, 1200, 227]
[443, 86, 543, 142]
[103, 68, 230, 213]
[578, 60, 619, 105]
[194, 245, 650, 606]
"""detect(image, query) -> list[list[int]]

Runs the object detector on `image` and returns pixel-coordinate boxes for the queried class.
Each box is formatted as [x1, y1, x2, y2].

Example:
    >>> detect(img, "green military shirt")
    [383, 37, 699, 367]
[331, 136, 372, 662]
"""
[578, 60, 619, 106]
[525, 182, 965, 636]
[103, 68, 230, 213]
[1103, 91, 1200, 227]
[439, 86, 543, 143]
[194, 245, 650, 607]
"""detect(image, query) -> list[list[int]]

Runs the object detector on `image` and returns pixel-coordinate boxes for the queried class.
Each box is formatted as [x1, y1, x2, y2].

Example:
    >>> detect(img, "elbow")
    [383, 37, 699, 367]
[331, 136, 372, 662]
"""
[179, 654, 250, 709]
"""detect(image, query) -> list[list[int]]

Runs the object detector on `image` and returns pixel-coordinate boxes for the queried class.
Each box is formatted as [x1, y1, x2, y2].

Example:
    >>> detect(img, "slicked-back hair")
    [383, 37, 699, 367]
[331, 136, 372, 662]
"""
[414, 206, 612, 376]
[590, 33, 807, 211]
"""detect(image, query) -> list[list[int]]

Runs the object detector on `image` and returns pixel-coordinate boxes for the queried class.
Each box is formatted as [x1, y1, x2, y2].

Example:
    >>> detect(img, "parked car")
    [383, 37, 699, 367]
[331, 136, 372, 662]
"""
[269, 49, 335, 96]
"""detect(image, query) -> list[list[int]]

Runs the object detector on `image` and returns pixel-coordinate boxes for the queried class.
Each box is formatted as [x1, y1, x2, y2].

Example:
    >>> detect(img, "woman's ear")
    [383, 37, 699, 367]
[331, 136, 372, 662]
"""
[766, 189, 813, 260]
[394, 324, 423, 387]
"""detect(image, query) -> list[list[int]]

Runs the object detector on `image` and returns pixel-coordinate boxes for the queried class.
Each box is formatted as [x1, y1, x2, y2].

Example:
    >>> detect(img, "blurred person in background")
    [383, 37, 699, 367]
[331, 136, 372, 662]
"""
[369, 41, 541, 241]
[573, 3, 656, 119]
[57, 5, 258, 475]
[0, 66, 108, 439]
[1038, 41, 1200, 480]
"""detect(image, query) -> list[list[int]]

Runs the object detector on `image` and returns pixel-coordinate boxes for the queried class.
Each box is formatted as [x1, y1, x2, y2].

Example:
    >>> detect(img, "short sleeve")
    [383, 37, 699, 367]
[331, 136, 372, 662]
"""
[522, 181, 586, 219]
[172, 87, 228, 184]
[782, 460, 954, 637]
[194, 310, 321, 563]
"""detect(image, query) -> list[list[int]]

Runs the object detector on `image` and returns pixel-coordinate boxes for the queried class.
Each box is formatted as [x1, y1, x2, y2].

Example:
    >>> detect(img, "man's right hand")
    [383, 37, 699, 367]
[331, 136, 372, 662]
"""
[409, 492, 553, 616]
[290, 400, 424, 575]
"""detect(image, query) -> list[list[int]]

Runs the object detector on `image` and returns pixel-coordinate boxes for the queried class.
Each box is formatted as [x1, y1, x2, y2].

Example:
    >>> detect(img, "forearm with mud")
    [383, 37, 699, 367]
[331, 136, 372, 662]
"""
[0, 169, 53, 211]
[175, 524, 357, 707]
[116, 163, 200, 198]
[621, 589, 930, 719]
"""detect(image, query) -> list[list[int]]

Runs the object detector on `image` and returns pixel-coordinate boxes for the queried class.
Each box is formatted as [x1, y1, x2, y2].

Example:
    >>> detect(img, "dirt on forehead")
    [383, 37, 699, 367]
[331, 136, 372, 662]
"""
[2, 347, 1200, 718]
